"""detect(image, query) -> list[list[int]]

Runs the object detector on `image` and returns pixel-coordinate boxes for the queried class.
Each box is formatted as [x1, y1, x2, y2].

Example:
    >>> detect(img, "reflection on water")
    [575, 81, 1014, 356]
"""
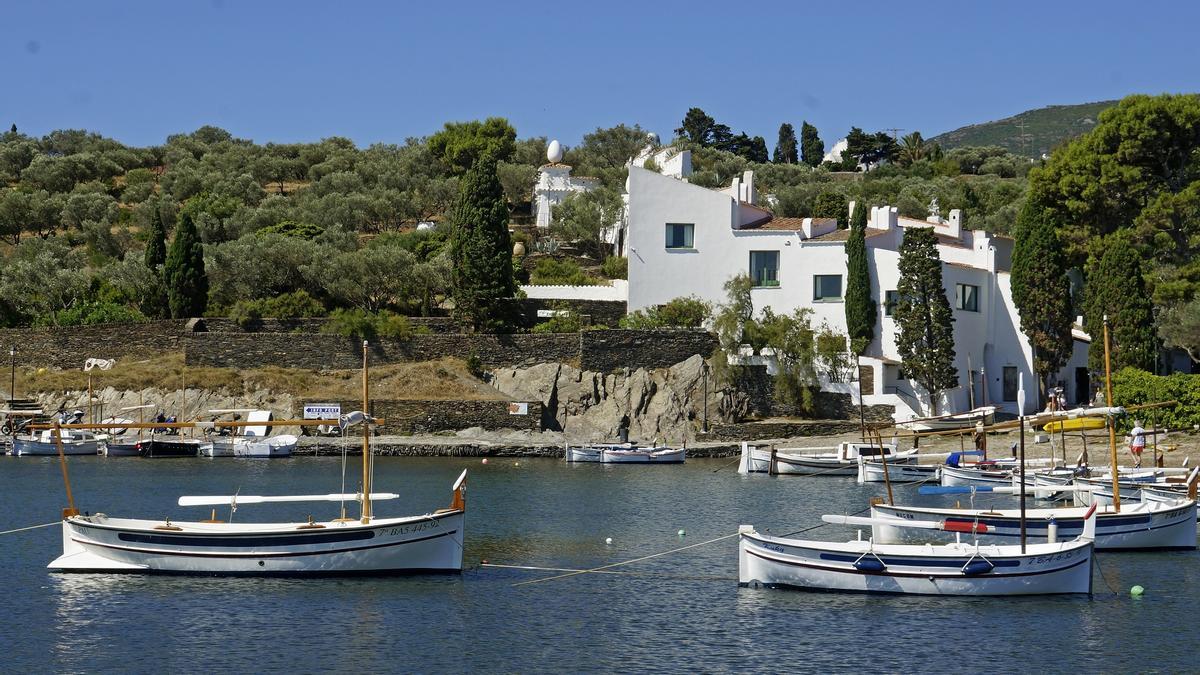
[2, 455, 1197, 671]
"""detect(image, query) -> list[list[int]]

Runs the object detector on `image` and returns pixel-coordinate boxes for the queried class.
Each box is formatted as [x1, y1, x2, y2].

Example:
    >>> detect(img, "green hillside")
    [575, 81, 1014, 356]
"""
[931, 101, 1117, 157]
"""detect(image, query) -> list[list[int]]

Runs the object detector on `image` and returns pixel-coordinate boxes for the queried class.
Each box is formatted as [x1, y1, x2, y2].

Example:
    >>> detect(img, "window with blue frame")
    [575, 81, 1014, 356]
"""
[749, 251, 780, 287]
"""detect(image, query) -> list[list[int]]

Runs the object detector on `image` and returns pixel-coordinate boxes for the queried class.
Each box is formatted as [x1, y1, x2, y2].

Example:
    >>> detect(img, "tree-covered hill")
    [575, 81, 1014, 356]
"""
[931, 101, 1117, 157]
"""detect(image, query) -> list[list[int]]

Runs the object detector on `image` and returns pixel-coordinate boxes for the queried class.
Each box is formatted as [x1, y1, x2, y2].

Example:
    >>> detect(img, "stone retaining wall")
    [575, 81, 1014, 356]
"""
[579, 329, 717, 372]
[0, 320, 191, 369]
[200, 317, 458, 334]
[696, 420, 861, 442]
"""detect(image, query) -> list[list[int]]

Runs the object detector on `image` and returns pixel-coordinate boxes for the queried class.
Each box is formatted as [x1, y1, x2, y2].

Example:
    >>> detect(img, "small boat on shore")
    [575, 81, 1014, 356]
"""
[202, 410, 295, 458]
[738, 508, 1097, 596]
[897, 406, 995, 432]
[566, 443, 685, 463]
[741, 442, 913, 476]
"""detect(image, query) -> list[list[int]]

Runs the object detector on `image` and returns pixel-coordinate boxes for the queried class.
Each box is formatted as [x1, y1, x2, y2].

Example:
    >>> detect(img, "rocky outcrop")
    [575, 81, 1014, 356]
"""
[490, 354, 723, 443]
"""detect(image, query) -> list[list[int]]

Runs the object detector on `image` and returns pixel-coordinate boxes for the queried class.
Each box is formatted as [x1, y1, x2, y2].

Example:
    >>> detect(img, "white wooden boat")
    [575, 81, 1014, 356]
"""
[897, 406, 995, 432]
[566, 444, 685, 463]
[738, 510, 1096, 595]
[102, 436, 142, 456]
[49, 474, 467, 574]
[857, 457, 939, 483]
[767, 443, 914, 476]
[940, 463, 1015, 486]
[736, 443, 774, 474]
[13, 430, 100, 456]
[48, 342, 465, 575]
[871, 498, 1197, 550]
[234, 434, 297, 458]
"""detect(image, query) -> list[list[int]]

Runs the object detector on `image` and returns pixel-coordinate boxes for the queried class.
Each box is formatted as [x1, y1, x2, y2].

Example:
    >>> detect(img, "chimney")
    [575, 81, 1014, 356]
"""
[742, 170, 756, 204]
[947, 209, 963, 238]
[846, 200, 856, 229]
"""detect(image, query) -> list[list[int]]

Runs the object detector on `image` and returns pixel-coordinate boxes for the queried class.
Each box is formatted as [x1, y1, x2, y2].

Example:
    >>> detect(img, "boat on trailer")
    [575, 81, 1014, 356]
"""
[566, 443, 685, 464]
[738, 508, 1097, 596]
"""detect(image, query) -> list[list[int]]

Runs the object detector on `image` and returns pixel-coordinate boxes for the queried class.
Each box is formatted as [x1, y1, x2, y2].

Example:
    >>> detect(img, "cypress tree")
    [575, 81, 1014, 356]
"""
[800, 121, 824, 168]
[1083, 234, 1157, 373]
[449, 150, 516, 332]
[844, 202, 874, 355]
[894, 227, 957, 414]
[164, 210, 208, 318]
[144, 201, 167, 269]
[1011, 201, 1073, 400]
[773, 123, 798, 164]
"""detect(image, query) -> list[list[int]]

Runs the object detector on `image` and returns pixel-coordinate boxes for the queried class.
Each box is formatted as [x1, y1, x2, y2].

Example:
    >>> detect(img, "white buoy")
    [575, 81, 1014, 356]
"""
[678, 529, 686, 537]
[605, 537, 613, 545]
[481, 458, 489, 464]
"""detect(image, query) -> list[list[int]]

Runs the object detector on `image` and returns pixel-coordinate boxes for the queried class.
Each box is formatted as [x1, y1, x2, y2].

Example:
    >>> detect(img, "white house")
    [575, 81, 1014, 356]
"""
[624, 165, 1091, 418]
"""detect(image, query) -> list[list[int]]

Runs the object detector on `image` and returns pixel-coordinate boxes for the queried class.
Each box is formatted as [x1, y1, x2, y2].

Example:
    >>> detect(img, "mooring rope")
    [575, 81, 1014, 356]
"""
[512, 532, 741, 587]
[482, 562, 725, 581]
[0, 521, 59, 536]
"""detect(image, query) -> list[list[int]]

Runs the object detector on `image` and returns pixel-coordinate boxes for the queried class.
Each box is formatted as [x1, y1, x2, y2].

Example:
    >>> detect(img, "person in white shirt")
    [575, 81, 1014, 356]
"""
[1128, 421, 1146, 468]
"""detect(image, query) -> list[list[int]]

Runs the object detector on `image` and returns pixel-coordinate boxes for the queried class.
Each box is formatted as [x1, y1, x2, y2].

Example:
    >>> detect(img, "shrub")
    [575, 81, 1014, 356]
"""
[1111, 367, 1200, 432]
[229, 290, 326, 328]
[35, 301, 149, 327]
[256, 220, 324, 239]
[529, 258, 597, 286]
[532, 309, 584, 333]
[619, 296, 711, 329]
[320, 308, 418, 341]
[601, 256, 627, 280]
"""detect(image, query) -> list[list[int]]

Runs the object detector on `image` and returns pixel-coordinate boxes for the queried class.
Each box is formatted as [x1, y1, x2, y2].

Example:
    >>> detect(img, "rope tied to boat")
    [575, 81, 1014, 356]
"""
[512, 532, 741, 587]
[0, 521, 60, 536]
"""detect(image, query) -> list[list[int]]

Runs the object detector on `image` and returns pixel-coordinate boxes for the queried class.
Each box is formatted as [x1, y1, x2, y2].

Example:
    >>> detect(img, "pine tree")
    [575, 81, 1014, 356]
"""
[449, 150, 516, 331]
[773, 123, 798, 164]
[163, 210, 208, 318]
[1011, 201, 1073, 400]
[800, 121, 824, 168]
[844, 203, 874, 355]
[1083, 234, 1157, 373]
[894, 227, 957, 414]
[144, 202, 167, 269]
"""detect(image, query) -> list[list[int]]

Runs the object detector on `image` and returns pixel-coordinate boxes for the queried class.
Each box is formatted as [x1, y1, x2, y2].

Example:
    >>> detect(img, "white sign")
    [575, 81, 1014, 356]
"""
[508, 402, 529, 415]
[304, 403, 341, 420]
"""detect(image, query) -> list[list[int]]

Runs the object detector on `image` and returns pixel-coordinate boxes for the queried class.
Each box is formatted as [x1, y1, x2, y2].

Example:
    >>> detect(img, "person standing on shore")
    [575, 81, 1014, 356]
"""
[1128, 421, 1146, 468]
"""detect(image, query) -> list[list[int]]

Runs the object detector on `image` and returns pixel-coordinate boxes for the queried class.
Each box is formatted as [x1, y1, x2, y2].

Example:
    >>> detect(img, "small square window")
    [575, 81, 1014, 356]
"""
[750, 251, 780, 287]
[884, 290, 899, 316]
[814, 274, 842, 302]
[956, 283, 979, 312]
[665, 223, 694, 249]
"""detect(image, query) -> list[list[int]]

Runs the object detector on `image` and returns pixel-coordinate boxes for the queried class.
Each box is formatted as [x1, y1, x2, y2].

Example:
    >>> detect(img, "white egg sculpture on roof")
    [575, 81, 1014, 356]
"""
[547, 139, 563, 164]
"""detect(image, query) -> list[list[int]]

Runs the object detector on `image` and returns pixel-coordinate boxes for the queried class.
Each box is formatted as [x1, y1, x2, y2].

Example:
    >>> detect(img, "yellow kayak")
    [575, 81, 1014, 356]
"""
[1043, 417, 1106, 433]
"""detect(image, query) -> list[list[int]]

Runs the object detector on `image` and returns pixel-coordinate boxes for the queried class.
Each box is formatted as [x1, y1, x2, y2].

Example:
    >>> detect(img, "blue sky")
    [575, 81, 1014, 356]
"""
[4, 1, 1197, 149]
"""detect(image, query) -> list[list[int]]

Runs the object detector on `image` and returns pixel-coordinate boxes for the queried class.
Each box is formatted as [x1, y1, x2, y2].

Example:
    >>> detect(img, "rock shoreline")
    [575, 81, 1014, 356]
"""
[296, 435, 746, 458]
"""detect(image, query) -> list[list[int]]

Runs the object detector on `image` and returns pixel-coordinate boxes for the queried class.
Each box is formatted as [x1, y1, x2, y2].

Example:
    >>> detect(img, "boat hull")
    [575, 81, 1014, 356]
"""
[774, 452, 916, 476]
[102, 439, 141, 457]
[871, 500, 1197, 551]
[137, 438, 211, 458]
[898, 407, 996, 432]
[49, 510, 466, 574]
[566, 446, 684, 463]
[234, 435, 296, 458]
[738, 528, 1093, 595]
[940, 465, 1013, 486]
[13, 438, 98, 456]
[859, 461, 939, 483]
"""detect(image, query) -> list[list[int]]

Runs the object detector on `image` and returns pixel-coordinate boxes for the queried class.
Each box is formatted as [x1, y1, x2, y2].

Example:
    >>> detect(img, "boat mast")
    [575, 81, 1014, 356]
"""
[1103, 316, 1120, 513]
[361, 339, 372, 523]
[54, 422, 79, 518]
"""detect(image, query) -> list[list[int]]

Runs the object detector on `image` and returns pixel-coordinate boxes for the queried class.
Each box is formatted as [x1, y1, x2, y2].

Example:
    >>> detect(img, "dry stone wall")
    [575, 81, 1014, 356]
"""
[0, 320, 191, 369]
[579, 329, 718, 372]
[300, 399, 543, 434]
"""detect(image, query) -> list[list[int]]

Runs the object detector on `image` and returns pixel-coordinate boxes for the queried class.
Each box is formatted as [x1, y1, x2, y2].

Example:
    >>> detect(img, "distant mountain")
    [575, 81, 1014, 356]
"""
[930, 101, 1117, 158]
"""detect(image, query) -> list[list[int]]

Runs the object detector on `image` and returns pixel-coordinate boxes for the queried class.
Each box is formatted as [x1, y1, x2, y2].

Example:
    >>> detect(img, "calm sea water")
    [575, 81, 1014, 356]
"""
[1, 454, 1195, 673]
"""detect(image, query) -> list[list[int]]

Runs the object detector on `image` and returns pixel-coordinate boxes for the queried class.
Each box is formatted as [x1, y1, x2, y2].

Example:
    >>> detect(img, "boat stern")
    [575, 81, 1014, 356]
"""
[47, 518, 147, 572]
[737, 525, 756, 586]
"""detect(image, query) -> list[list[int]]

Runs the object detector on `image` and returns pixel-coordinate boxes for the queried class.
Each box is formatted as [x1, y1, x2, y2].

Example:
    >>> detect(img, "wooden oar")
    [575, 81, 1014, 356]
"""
[178, 493, 400, 507]
[821, 514, 988, 533]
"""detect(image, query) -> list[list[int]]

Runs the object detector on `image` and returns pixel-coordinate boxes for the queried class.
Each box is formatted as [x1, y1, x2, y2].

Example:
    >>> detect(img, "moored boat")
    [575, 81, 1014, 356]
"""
[13, 429, 100, 456]
[137, 436, 211, 458]
[897, 406, 995, 432]
[769, 443, 913, 476]
[738, 509, 1096, 596]
[857, 457, 939, 483]
[566, 443, 685, 463]
[871, 498, 1197, 551]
